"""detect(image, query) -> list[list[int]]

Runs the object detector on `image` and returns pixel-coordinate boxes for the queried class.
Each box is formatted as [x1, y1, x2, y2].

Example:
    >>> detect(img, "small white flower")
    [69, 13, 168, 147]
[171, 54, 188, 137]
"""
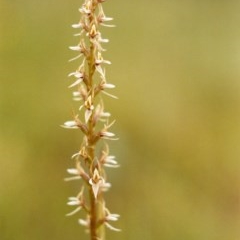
[61, 121, 78, 129]
[85, 108, 93, 123]
[102, 90, 118, 99]
[99, 37, 109, 43]
[96, 65, 104, 77]
[71, 23, 82, 29]
[101, 131, 115, 137]
[66, 206, 82, 217]
[67, 168, 79, 175]
[68, 71, 83, 78]
[98, 5, 115, 27]
[66, 188, 84, 216]
[96, 58, 111, 65]
[68, 54, 82, 62]
[105, 156, 119, 167]
[106, 156, 117, 164]
[89, 169, 104, 199]
[97, 33, 109, 43]
[79, 1, 91, 15]
[68, 78, 83, 88]
[101, 22, 116, 28]
[106, 213, 120, 222]
[105, 222, 121, 232]
[95, 52, 111, 65]
[73, 97, 82, 102]
[67, 197, 80, 206]
[72, 91, 82, 101]
[71, 152, 80, 159]
[104, 164, 119, 168]
[101, 182, 111, 192]
[103, 206, 121, 231]
[69, 46, 82, 51]
[101, 111, 111, 118]
[102, 83, 115, 89]
[92, 104, 111, 125]
[64, 176, 81, 181]
[73, 31, 84, 37]
[72, 91, 80, 97]
[78, 218, 89, 227]
[64, 168, 81, 181]
[100, 121, 118, 140]
[101, 16, 113, 22]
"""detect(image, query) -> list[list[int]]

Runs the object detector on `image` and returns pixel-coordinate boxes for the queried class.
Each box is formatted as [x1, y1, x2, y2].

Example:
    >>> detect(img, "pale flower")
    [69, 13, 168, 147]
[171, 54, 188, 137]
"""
[95, 52, 111, 65]
[79, 1, 91, 15]
[98, 5, 115, 28]
[69, 46, 82, 51]
[68, 78, 83, 88]
[64, 168, 81, 181]
[89, 168, 104, 199]
[102, 204, 121, 231]
[104, 155, 119, 168]
[67, 197, 80, 206]
[84, 96, 94, 123]
[71, 23, 82, 29]
[61, 121, 78, 129]
[66, 187, 84, 216]
[105, 222, 121, 232]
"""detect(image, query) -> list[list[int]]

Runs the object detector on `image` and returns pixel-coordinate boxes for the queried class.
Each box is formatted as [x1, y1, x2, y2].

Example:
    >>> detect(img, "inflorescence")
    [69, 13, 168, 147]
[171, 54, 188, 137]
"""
[62, 0, 120, 239]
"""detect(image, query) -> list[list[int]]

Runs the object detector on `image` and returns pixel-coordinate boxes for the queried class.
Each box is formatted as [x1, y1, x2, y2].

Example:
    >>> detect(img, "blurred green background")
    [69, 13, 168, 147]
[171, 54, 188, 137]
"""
[1, 0, 240, 239]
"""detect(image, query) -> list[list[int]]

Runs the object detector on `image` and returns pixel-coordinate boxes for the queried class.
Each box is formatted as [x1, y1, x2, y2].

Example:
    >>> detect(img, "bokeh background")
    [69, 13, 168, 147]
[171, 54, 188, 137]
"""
[1, 0, 240, 239]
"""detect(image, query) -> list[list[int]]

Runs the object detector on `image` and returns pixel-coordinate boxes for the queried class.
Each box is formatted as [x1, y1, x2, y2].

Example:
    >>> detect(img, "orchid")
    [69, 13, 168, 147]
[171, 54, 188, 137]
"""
[63, 1, 120, 239]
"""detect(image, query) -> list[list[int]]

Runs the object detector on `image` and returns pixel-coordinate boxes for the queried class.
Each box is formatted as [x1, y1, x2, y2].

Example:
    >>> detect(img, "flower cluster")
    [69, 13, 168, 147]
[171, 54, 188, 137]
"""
[62, 0, 120, 239]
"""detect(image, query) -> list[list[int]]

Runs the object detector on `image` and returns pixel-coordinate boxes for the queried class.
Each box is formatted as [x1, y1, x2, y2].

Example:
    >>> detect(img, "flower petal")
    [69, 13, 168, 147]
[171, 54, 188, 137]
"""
[67, 168, 79, 175]
[68, 79, 83, 88]
[64, 176, 81, 181]
[72, 23, 82, 28]
[105, 222, 121, 232]
[66, 206, 82, 217]
[85, 109, 92, 123]
[69, 46, 81, 51]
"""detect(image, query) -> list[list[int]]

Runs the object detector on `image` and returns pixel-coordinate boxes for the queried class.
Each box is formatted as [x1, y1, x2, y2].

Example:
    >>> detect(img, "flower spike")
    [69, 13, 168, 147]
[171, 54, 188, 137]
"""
[63, 0, 120, 239]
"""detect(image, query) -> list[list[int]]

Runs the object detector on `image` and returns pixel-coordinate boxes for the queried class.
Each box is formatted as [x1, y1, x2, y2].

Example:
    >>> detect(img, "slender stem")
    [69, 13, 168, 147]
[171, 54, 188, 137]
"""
[88, 21, 98, 239]
[89, 188, 97, 240]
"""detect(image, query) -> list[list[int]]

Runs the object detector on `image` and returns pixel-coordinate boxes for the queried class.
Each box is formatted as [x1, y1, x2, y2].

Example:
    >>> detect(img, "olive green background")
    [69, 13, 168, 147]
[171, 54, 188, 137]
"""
[1, 0, 240, 239]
